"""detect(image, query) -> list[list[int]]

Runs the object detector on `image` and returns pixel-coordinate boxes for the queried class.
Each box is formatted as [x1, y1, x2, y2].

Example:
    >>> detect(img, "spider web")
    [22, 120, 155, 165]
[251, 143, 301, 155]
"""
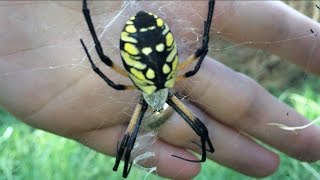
[0, 1, 319, 180]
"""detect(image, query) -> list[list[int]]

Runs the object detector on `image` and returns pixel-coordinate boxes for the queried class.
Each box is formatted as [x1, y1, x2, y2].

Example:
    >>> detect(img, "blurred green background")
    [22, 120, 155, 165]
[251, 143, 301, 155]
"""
[1, 1, 320, 180]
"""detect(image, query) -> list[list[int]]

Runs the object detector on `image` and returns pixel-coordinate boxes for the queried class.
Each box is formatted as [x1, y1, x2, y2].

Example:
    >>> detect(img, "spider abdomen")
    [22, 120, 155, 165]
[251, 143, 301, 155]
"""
[120, 11, 179, 95]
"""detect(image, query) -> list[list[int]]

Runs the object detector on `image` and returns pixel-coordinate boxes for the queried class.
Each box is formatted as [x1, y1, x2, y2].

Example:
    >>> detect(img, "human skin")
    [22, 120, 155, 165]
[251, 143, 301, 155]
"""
[1, 1, 320, 179]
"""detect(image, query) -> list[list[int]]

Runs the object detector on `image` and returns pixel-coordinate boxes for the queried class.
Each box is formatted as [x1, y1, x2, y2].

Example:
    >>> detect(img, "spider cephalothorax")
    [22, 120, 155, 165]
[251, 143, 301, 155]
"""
[80, 0, 215, 178]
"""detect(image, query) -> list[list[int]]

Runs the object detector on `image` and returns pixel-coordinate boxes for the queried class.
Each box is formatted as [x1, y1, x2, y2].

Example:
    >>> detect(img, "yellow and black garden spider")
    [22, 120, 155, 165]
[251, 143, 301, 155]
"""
[80, 0, 215, 178]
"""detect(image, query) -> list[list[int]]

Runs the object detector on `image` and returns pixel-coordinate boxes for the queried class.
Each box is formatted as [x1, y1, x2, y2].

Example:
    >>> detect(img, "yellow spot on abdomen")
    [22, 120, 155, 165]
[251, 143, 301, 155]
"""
[148, 26, 156, 30]
[121, 51, 146, 70]
[172, 55, 179, 71]
[126, 20, 134, 25]
[165, 32, 174, 47]
[140, 28, 148, 32]
[140, 85, 157, 95]
[130, 68, 146, 80]
[121, 32, 137, 43]
[124, 43, 139, 55]
[157, 18, 164, 27]
[125, 25, 137, 33]
[162, 24, 170, 35]
[166, 44, 177, 62]
[129, 72, 153, 85]
[129, 74, 156, 95]
[142, 47, 152, 55]
[162, 64, 171, 74]
[167, 56, 178, 80]
[156, 43, 165, 52]
[165, 78, 176, 88]
[136, 83, 157, 95]
[146, 68, 155, 79]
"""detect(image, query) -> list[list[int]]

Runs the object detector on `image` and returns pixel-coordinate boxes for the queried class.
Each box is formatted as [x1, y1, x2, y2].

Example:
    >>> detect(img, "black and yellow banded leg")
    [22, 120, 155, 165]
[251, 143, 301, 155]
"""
[80, 39, 136, 90]
[82, 0, 128, 77]
[177, 0, 215, 80]
[113, 97, 148, 178]
[166, 92, 214, 162]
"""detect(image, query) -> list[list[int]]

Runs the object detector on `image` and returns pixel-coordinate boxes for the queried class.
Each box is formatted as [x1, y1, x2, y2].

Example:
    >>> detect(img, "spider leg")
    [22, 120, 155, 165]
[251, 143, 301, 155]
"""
[166, 92, 214, 163]
[177, 0, 215, 79]
[191, 141, 213, 152]
[81, 39, 135, 90]
[82, 0, 128, 77]
[113, 97, 148, 178]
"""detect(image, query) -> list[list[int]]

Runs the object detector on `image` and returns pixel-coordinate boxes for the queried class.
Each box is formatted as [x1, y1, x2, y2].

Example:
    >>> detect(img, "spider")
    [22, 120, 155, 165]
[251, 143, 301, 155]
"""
[80, 0, 215, 178]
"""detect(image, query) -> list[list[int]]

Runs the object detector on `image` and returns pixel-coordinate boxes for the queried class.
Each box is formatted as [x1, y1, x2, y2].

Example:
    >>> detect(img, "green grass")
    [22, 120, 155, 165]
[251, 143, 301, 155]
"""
[0, 111, 163, 180]
[1, 76, 320, 180]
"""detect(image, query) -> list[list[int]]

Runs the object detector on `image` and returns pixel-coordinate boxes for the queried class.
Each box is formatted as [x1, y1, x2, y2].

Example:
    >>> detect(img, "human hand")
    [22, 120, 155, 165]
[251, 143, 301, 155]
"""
[0, 1, 320, 179]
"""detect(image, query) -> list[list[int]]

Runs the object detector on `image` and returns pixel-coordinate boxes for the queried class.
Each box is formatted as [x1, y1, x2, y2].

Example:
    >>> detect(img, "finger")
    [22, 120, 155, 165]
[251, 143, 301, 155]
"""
[159, 102, 279, 177]
[177, 56, 320, 162]
[74, 125, 201, 179]
[213, 1, 320, 74]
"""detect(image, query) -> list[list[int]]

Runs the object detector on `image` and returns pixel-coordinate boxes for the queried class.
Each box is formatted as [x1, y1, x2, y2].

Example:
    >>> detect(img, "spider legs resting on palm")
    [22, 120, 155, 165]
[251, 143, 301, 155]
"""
[166, 93, 214, 162]
[169, 0, 216, 160]
[80, 39, 135, 90]
[113, 97, 148, 178]
[82, 0, 115, 68]
[81, 0, 134, 90]
[177, 0, 215, 79]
